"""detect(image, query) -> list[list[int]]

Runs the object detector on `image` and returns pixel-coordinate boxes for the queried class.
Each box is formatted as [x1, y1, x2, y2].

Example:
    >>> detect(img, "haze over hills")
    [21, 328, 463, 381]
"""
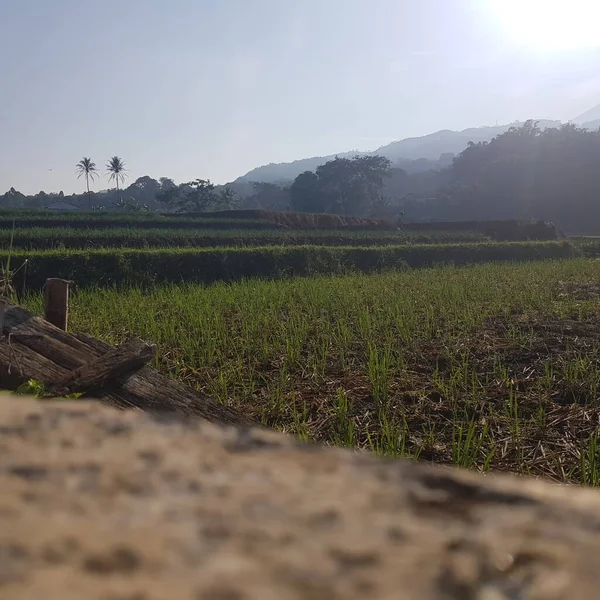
[573, 103, 600, 125]
[235, 110, 600, 185]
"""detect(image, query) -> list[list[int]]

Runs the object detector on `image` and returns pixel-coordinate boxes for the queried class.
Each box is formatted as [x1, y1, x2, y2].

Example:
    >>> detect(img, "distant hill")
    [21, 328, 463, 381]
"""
[574, 104, 600, 125]
[235, 151, 365, 185]
[581, 119, 600, 130]
[235, 120, 561, 185]
[374, 121, 559, 161]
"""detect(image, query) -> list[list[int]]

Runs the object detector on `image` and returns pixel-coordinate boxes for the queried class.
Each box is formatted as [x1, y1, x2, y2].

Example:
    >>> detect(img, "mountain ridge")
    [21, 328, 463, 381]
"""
[573, 103, 600, 125]
[235, 120, 563, 185]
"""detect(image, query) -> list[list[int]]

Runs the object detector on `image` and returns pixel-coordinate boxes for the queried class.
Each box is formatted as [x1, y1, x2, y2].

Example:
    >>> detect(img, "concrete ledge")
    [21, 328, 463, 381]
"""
[1, 397, 599, 599]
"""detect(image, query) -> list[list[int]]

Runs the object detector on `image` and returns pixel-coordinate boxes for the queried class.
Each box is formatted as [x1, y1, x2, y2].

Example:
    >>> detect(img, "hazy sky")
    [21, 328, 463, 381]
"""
[2, 0, 600, 195]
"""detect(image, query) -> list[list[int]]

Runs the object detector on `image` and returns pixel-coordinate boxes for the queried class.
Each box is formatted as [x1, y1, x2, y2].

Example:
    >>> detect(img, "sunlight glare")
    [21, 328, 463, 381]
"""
[488, 0, 600, 53]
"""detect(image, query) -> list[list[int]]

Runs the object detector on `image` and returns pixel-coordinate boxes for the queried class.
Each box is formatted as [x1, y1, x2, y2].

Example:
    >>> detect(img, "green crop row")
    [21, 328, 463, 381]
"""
[0, 226, 488, 250]
[3, 241, 578, 290]
[0, 212, 279, 231]
[575, 240, 600, 256]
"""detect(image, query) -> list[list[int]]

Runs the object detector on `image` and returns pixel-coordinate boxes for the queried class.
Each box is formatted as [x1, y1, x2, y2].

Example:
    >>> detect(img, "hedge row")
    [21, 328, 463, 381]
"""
[2, 241, 578, 290]
[0, 227, 487, 250]
[0, 214, 280, 231]
[404, 219, 560, 241]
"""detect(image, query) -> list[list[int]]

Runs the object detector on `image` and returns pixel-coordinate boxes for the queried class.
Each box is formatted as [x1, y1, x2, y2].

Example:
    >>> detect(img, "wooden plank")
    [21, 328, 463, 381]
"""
[1, 301, 253, 427]
[5, 305, 94, 366]
[0, 338, 69, 390]
[49, 339, 156, 396]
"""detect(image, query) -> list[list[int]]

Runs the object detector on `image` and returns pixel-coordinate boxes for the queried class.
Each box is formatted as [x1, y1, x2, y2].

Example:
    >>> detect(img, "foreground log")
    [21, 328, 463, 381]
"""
[0, 299, 252, 427]
[49, 338, 157, 396]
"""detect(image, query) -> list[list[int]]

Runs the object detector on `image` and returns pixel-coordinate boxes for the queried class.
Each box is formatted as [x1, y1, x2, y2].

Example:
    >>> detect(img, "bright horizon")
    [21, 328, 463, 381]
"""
[2, 0, 600, 195]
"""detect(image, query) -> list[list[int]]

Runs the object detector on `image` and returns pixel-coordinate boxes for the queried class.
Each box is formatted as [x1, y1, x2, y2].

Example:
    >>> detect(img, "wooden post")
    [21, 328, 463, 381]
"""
[0, 299, 6, 336]
[44, 278, 73, 331]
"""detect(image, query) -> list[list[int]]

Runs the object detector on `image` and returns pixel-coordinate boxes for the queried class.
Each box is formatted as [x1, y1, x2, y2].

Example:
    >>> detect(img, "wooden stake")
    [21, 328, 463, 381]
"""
[43, 278, 73, 331]
[0, 300, 6, 337]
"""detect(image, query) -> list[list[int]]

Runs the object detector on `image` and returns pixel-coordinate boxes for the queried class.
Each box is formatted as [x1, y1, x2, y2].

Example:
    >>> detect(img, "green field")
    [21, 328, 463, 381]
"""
[3, 211, 598, 484]
[23, 258, 600, 483]
[570, 238, 600, 257]
[0, 211, 277, 230]
[0, 226, 488, 250]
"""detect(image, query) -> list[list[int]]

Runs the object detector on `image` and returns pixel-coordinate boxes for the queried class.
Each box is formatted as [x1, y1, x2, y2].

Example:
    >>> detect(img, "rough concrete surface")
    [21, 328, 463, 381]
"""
[2, 398, 600, 600]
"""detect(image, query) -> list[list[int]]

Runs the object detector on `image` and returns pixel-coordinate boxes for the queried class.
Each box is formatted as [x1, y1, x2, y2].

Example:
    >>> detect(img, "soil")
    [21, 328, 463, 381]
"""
[3, 396, 600, 599]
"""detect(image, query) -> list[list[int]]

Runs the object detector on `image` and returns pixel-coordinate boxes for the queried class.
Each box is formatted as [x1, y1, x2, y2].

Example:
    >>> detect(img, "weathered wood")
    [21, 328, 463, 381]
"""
[49, 339, 157, 396]
[43, 278, 72, 331]
[74, 333, 253, 426]
[0, 337, 70, 390]
[1, 301, 253, 427]
[0, 300, 6, 337]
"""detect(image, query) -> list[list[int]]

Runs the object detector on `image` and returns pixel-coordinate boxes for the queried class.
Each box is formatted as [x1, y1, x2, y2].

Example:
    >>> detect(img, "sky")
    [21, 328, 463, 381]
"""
[2, 0, 600, 195]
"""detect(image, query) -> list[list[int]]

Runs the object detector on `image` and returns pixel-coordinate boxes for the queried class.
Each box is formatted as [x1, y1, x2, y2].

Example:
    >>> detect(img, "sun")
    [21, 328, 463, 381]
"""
[487, 0, 600, 53]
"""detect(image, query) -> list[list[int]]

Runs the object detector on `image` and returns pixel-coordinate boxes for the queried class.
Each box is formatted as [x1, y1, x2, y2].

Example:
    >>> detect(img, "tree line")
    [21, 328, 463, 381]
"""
[435, 121, 600, 232]
[3, 121, 600, 232]
[285, 121, 600, 232]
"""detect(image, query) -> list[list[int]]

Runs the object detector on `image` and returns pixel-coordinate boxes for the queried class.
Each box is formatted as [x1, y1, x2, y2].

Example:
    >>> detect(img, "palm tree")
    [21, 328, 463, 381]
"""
[75, 157, 98, 207]
[106, 156, 127, 202]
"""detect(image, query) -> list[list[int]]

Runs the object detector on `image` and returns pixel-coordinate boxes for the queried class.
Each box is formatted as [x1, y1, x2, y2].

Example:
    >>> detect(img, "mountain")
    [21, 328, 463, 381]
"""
[581, 119, 600, 130]
[573, 104, 600, 125]
[235, 120, 561, 185]
[374, 121, 558, 161]
[236, 150, 364, 185]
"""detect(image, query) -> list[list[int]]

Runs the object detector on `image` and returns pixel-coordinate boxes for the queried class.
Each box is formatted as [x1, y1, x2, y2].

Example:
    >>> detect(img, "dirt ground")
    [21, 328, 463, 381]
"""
[2, 397, 600, 600]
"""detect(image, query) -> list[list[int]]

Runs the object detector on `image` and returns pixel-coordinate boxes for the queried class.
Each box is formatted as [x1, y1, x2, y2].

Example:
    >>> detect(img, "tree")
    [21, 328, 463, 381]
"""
[127, 176, 161, 209]
[316, 155, 391, 215]
[216, 186, 240, 210]
[112, 197, 128, 210]
[106, 156, 127, 202]
[75, 157, 98, 207]
[290, 172, 324, 213]
[444, 121, 600, 228]
[156, 179, 241, 213]
[180, 179, 216, 212]
[156, 179, 215, 212]
[289, 155, 392, 215]
[247, 182, 290, 211]
[159, 177, 176, 190]
[6, 188, 25, 207]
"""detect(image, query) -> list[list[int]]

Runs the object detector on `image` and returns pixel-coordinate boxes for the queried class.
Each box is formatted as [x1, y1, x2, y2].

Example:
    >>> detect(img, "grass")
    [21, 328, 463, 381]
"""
[0, 226, 488, 250]
[572, 238, 600, 257]
[23, 257, 600, 484]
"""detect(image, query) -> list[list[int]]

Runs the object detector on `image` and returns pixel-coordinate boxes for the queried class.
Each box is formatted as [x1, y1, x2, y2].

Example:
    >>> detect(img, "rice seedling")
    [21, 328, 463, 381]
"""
[20, 257, 600, 485]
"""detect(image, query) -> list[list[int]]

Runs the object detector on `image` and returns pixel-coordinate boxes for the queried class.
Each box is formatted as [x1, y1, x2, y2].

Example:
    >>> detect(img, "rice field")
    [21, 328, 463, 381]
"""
[0, 226, 487, 250]
[5, 211, 598, 483]
[24, 257, 600, 484]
